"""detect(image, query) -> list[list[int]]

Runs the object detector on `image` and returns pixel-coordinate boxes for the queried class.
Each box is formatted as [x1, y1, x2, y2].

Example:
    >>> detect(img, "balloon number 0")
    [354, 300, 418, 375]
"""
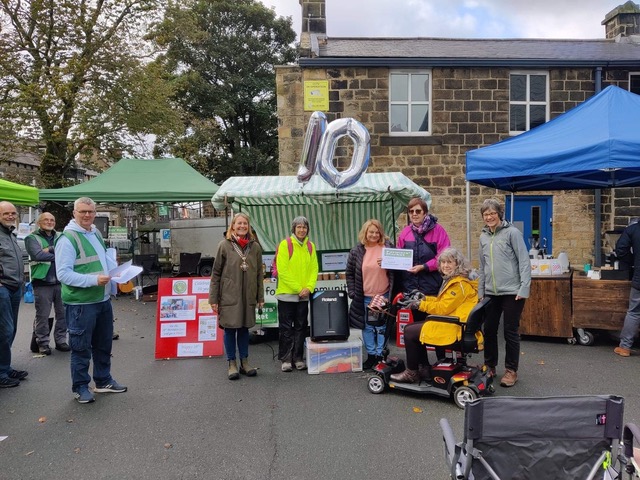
[297, 112, 371, 189]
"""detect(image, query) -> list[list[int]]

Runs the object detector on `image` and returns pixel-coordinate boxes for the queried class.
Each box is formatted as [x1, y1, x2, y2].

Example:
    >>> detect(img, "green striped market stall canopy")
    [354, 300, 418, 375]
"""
[211, 172, 431, 252]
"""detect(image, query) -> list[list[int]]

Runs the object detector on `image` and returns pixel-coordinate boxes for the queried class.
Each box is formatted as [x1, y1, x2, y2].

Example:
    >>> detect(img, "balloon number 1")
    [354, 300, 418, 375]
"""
[297, 111, 371, 189]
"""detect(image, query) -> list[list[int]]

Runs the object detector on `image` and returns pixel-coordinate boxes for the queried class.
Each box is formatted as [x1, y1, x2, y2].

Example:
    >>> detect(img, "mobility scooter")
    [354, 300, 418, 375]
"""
[367, 293, 494, 409]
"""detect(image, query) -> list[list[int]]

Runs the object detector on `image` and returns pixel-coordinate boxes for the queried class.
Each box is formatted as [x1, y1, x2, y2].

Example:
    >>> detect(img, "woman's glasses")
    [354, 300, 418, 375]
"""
[408, 209, 423, 214]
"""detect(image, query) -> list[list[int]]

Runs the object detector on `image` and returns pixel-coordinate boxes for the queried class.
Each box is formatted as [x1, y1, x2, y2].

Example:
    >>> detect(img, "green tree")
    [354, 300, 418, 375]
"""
[151, 0, 297, 183]
[0, 0, 181, 189]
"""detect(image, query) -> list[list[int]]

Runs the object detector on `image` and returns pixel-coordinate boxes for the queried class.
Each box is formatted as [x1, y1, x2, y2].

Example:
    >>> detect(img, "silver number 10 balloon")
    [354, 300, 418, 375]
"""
[297, 112, 371, 189]
[297, 111, 327, 184]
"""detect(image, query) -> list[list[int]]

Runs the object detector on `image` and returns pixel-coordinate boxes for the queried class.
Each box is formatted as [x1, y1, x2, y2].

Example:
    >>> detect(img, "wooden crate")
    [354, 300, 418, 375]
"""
[520, 273, 573, 338]
[571, 275, 629, 331]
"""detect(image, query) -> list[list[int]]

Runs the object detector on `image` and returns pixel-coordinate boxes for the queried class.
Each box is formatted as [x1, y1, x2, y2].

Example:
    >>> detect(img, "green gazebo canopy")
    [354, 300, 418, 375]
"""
[40, 158, 218, 203]
[0, 178, 39, 206]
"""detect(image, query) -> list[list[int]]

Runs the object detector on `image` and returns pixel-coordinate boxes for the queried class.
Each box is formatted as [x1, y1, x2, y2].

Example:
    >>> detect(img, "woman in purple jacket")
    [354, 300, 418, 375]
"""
[396, 198, 451, 300]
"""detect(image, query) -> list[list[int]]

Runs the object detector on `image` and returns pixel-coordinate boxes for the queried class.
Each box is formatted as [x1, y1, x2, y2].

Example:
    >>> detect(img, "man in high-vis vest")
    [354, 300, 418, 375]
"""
[25, 212, 68, 355]
[55, 197, 127, 404]
[0, 201, 28, 388]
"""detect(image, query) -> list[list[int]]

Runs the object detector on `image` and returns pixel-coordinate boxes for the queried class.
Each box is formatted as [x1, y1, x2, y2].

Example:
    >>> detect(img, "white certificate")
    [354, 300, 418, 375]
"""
[381, 247, 413, 270]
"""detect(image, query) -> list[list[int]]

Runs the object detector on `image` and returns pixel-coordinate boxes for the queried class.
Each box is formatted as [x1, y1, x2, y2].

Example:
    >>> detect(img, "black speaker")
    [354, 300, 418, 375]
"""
[310, 290, 349, 341]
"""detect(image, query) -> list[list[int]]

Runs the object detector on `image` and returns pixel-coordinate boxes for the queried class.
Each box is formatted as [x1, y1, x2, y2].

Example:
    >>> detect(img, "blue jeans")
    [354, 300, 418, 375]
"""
[66, 300, 114, 392]
[362, 296, 385, 356]
[223, 327, 249, 361]
[0, 285, 22, 378]
[620, 286, 640, 349]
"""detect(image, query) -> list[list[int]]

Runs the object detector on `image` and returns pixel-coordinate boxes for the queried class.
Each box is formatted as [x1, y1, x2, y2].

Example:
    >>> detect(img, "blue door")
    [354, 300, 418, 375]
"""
[505, 196, 553, 255]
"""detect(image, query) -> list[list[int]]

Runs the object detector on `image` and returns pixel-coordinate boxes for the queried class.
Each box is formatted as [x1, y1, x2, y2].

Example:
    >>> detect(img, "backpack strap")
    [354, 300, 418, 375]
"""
[286, 236, 313, 258]
[286, 236, 294, 258]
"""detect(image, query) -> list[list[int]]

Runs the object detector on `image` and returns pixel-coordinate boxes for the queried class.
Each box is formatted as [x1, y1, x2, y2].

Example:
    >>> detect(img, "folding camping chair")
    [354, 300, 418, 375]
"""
[621, 423, 640, 479]
[440, 395, 625, 479]
[135, 253, 163, 287]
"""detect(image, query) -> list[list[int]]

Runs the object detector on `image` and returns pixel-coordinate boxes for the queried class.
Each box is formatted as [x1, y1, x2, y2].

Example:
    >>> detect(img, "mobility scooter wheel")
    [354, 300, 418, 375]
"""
[368, 375, 386, 394]
[453, 386, 478, 409]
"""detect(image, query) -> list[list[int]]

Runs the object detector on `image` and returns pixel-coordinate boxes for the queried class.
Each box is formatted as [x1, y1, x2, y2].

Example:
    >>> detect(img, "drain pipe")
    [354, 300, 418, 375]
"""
[594, 67, 603, 267]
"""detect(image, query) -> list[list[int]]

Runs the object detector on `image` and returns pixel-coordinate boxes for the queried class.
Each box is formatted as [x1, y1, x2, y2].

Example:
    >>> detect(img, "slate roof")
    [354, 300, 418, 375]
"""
[300, 36, 640, 68]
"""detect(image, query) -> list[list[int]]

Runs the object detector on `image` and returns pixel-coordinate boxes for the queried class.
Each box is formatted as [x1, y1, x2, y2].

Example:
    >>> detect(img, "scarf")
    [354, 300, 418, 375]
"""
[411, 214, 434, 236]
[233, 234, 249, 249]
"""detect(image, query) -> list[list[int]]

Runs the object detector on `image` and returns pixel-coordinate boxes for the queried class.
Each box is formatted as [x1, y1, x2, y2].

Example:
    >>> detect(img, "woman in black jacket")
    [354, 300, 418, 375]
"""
[346, 219, 394, 369]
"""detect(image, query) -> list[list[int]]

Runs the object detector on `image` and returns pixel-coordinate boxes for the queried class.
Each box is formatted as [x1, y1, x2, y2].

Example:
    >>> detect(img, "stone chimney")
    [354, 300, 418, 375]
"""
[603, 1, 640, 39]
[299, 0, 326, 57]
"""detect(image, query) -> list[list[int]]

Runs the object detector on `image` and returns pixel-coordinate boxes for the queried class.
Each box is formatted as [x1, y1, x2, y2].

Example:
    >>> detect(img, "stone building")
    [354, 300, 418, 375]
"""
[276, 0, 640, 267]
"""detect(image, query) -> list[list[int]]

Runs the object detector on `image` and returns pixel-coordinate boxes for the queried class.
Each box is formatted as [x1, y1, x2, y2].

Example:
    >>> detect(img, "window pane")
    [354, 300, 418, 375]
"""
[631, 75, 640, 95]
[510, 75, 526, 101]
[510, 104, 526, 131]
[390, 74, 408, 101]
[390, 105, 408, 132]
[529, 105, 546, 129]
[411, 105, 428, 132]
[411, 74, 429, 101]
[530, 75, 546, 101]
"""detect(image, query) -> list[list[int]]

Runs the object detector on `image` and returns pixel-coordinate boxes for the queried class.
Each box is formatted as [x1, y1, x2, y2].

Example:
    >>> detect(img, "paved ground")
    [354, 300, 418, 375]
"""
[1, 295, 638, 480]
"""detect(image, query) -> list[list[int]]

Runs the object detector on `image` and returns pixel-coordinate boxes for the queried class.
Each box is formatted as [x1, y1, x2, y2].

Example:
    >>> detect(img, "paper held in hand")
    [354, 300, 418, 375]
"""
[380, 247, 413, 270]
[109, 260, 143, 284]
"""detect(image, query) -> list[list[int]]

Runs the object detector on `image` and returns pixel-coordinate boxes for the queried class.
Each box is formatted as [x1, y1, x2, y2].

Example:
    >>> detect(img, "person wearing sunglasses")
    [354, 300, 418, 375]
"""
[396, 197, 451, 321]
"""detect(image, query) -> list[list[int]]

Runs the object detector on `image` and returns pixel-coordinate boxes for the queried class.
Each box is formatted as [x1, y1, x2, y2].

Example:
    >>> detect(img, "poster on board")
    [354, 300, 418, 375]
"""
[154, 277, 224, 359]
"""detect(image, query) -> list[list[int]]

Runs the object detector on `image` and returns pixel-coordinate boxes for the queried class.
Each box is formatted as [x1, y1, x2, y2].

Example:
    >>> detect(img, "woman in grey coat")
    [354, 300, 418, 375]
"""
[478, 198, 531, 388]
[209, 213, 264, 380]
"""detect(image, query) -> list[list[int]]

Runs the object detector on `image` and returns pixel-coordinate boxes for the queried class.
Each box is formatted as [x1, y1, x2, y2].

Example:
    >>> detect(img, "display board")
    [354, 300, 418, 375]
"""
[155, 277, 224, 359]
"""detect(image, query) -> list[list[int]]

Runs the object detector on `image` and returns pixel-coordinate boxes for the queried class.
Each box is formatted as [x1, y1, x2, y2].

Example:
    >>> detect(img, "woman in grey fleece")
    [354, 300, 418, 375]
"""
[478, 198, 531, 388]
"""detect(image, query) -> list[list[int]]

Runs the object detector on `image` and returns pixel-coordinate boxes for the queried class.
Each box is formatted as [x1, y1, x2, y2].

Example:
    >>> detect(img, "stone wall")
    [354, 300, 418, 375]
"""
[276, 63, 634, 266]
[0, 161, 40, 186]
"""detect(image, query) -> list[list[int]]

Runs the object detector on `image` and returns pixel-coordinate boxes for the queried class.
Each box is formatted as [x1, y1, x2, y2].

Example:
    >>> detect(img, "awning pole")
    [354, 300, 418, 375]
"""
[510, 193, 514, 222]
[466, 181, 471, 259]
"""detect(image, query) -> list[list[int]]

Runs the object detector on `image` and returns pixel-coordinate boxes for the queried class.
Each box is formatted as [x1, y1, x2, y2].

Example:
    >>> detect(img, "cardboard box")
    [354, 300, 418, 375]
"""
[551, 259, 563, 275]
[305, 337, 362, 374]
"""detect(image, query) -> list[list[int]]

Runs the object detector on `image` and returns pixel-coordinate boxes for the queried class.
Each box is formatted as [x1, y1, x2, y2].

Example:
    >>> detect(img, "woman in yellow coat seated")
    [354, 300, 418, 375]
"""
[390, 247, 478, 384]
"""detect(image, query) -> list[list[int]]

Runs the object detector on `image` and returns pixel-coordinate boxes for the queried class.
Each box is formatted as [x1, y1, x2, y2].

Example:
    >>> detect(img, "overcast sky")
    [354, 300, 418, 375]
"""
[258, 0, 628, 39]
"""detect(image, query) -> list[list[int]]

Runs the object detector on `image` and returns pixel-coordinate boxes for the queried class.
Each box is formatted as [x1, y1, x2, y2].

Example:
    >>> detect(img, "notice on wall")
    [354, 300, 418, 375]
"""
[304, 80, 329, 111]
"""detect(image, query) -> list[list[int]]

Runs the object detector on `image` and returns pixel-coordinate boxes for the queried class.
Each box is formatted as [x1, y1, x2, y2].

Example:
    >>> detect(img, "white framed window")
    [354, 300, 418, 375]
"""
[509, 71, 549, 135]
[389, 70, 431, 135]
[629, 72, 640, 95]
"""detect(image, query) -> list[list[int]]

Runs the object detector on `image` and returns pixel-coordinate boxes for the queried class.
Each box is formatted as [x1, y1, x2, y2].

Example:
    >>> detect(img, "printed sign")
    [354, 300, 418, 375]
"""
[155, 278, 223, 359]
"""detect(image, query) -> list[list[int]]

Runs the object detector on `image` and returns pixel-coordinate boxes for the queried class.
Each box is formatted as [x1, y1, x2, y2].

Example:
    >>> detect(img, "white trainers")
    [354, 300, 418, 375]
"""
[281, 362, 293, 372]
[294, 361, 307, 371]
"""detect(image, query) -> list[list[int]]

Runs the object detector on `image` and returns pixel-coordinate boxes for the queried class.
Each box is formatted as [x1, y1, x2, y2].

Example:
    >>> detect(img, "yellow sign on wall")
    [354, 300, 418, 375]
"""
[304, 80, 329, 111]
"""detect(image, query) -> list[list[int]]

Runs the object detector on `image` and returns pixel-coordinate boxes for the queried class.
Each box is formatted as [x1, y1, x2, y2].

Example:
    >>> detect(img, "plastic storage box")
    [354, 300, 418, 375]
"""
[305, 338, 363, 374]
